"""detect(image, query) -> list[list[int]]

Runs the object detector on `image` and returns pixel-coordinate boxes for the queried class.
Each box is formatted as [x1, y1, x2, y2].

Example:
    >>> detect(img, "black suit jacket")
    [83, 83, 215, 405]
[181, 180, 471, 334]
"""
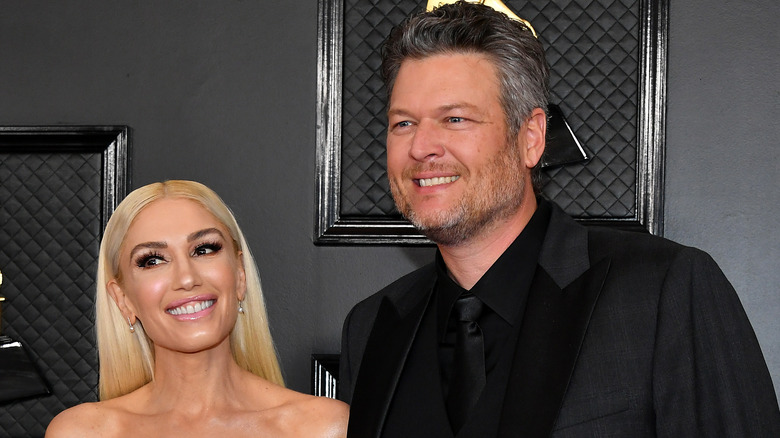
[340, 202, 780, 437]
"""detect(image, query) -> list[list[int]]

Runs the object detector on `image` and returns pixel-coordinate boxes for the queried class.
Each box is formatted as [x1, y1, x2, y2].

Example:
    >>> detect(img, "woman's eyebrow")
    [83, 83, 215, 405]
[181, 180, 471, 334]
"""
[187, 227, 224, 242]
[129, 241, 167, 259]
[127, 228, 225, 259]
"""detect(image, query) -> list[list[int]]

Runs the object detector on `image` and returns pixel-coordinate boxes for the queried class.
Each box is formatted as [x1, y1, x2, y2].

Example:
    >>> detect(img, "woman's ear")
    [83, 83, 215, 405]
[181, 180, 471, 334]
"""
[107, 279, 137, 324]
[520, 107, 547, 169]
[236, 252, 247, 302]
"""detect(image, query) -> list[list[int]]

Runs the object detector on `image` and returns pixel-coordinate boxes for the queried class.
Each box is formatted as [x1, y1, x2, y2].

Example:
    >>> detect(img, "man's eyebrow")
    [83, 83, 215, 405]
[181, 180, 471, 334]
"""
[388, 102, 480, 117]
[387, 107, 413, 118]
[187, 228, 225, 242]
[438, 102, 480, 112]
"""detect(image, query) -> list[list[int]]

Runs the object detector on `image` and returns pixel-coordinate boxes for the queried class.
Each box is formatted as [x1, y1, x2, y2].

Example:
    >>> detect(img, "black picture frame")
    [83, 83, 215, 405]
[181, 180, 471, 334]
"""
[0, 126, 130, 229]
[315, 0, 668, 244]
[0, 125, 130, 435]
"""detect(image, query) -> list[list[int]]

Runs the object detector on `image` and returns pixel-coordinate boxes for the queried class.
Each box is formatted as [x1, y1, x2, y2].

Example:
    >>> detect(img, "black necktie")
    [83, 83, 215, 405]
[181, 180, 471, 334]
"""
[446, 293, 486, 433]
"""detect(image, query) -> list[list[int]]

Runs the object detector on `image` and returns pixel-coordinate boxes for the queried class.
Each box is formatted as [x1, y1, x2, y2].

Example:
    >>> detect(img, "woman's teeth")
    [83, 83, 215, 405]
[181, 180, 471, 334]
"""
[167, 300, 215, 315]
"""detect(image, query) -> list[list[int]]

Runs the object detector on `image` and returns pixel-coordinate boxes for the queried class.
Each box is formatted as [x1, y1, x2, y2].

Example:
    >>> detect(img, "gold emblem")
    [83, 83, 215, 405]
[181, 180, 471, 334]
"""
[425, 0, 538, 38]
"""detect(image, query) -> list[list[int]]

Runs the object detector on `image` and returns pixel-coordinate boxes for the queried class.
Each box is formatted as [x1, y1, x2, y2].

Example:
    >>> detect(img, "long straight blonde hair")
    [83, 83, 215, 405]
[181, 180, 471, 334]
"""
[95, 180, 284, 400]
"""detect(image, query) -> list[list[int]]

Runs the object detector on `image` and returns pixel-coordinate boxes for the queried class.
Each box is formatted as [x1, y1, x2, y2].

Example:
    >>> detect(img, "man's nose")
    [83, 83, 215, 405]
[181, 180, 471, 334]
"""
[409, 120, 445, 162]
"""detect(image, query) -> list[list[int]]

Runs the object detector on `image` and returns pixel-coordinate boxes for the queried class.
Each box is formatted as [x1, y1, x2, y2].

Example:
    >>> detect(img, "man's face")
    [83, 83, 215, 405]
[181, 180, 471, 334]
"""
[386, 53, 532, 246]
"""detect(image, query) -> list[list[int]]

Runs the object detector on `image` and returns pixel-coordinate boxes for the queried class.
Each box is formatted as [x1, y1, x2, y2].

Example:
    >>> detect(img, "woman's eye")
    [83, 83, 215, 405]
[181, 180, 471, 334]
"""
[194, 243, 222, 256]
[136, 254, 166, 268]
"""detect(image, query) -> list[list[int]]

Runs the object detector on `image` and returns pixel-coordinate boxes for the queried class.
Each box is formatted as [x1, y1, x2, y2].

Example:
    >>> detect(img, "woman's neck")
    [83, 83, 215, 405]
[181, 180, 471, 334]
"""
[141, 340, 267, 414]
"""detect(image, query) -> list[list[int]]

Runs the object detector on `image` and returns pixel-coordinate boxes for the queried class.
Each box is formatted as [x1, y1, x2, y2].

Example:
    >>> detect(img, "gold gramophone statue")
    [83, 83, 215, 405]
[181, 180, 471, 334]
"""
[0, 268, 50, 404]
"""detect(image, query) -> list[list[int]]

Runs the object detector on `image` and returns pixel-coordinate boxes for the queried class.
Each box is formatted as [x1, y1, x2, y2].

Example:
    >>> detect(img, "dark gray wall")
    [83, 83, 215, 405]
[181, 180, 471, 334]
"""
[1, 0, 777, 405]
[665, 1, 779, 398]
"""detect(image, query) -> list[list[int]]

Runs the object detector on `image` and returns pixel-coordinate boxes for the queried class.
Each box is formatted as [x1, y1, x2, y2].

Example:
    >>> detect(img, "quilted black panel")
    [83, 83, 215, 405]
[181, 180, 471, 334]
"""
[340, 0, 638, 220]
[0, 152, 102, 437]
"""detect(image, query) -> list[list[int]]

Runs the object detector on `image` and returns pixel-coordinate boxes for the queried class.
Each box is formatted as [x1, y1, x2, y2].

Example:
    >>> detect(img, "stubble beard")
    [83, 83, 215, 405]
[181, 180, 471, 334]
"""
[389, 141, 527, 246]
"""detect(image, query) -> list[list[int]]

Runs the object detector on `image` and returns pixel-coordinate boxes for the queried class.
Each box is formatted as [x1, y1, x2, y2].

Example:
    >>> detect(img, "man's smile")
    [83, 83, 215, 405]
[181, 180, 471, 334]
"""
[415, 175, 460, 187]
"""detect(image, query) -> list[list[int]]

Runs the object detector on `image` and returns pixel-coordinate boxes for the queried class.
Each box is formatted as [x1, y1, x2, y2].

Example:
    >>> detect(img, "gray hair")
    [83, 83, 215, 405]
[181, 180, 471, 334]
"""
[381, 0, 550, 141]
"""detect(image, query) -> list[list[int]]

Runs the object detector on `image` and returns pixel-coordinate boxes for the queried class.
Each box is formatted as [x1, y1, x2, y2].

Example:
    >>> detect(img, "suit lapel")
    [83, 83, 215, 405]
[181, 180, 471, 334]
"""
[348, 280, 434, 438]
[497, 202, 611, 436]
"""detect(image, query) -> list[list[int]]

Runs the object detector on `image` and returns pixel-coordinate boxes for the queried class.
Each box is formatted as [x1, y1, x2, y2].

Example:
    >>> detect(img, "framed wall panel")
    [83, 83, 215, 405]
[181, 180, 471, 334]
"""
[311, 353, 340, 399]
[315, 0, 668, 244]
[0, 126, 129, 436]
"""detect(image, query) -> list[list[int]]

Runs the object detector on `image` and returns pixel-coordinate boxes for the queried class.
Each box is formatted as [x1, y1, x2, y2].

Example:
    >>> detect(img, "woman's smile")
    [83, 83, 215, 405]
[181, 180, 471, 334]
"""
[166, 297, 217, 319]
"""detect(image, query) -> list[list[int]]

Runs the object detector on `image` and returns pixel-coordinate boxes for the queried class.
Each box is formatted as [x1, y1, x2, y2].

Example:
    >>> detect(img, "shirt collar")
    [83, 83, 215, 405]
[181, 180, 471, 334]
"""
[436, 199, 552, 336]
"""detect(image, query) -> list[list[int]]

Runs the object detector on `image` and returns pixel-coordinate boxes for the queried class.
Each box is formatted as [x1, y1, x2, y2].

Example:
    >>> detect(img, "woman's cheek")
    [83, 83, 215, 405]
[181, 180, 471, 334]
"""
[131, 275, 170, 308]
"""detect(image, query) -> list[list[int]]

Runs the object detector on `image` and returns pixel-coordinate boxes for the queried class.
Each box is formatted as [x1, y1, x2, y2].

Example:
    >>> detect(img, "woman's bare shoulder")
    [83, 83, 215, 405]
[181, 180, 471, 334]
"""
[45, 401, 120, 437]
[265, 387, 349, 438]
[293, 394, 349, 437]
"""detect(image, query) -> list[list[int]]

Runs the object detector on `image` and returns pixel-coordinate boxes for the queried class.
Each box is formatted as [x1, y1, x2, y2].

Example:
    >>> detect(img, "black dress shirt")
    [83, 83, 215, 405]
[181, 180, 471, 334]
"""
[436, 200, 551, 400]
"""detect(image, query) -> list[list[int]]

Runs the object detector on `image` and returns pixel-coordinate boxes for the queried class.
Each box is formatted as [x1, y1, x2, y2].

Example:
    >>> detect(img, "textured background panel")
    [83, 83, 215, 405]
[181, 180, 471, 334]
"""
[340, 0, 638, 219]
[0, 152, 102, 437]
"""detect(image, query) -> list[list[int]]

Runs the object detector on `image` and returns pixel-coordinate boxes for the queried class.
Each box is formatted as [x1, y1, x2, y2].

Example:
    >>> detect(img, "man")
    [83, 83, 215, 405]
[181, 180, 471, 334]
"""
[339, 2, 780, 437]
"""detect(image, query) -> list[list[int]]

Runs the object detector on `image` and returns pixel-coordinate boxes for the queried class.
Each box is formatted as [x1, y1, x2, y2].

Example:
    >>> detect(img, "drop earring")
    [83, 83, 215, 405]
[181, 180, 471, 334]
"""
[238, 300, 244, 314]
[127, 317, 135, 333]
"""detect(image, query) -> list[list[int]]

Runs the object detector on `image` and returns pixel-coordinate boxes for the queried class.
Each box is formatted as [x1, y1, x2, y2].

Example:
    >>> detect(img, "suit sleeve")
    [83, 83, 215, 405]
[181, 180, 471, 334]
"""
[339, 306, 357, 404]
[652, 247, 780, 436]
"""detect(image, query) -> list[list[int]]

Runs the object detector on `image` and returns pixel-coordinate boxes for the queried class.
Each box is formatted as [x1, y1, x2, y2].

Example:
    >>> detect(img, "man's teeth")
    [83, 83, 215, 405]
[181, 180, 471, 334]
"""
[167, 300, 215, 315]
[418, 176, 459, 187]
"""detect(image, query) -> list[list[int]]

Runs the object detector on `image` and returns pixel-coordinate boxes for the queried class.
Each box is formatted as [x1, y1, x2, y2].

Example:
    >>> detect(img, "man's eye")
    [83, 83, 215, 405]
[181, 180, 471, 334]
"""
[396, 120, 412, 128]
[447, 117, 465, 123]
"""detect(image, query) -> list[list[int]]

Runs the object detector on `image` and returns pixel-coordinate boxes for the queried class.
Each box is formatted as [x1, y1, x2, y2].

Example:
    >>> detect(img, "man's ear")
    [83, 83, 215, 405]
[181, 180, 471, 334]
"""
[107, 279, 137, 324]
[520, 107, 547, 169]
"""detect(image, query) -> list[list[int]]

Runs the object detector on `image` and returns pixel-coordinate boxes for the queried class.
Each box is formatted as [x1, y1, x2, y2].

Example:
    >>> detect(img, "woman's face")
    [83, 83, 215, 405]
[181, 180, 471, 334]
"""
[108, 197, 246, 354]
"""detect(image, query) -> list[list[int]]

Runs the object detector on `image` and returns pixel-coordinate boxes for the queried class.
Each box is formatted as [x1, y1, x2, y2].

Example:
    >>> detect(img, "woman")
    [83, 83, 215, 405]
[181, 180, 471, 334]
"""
[47, 180, 348, 437]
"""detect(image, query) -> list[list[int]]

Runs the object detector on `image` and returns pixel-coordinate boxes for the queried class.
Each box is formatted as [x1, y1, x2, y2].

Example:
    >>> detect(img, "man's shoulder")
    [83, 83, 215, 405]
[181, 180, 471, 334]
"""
[589, 225, 683, 250]
[377, 262, 437, 294]
[350, 262, 436, 313]
[584, 224, 721, 276]
[545, 201, 712, 270]
[546, 198, 689, 254]
[340, 262, 437, 395]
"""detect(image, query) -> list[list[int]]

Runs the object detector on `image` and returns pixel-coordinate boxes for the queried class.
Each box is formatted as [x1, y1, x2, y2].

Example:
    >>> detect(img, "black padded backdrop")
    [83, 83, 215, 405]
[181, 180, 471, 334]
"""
[340, 0, 638, 219]
[0, 152, 101, 437]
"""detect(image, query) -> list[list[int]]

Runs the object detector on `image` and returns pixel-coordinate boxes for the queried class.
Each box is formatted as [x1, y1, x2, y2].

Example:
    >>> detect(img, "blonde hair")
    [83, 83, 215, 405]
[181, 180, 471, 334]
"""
[95, 180, 284, 400]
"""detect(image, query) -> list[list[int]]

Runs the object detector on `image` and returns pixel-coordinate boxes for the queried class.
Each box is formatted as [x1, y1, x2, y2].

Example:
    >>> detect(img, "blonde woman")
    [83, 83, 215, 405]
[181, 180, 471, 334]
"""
[47, 180, 347, 437]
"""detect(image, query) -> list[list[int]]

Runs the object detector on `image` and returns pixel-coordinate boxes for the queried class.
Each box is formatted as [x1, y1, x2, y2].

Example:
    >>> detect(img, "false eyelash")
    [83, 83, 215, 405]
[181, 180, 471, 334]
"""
[193, 240, 223, 255]
[135, 251, 166, 268]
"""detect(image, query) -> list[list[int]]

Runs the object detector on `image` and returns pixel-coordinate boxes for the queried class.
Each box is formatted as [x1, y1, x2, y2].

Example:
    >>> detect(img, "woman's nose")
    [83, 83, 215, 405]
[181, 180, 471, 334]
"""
[172, 258, 200, 290]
